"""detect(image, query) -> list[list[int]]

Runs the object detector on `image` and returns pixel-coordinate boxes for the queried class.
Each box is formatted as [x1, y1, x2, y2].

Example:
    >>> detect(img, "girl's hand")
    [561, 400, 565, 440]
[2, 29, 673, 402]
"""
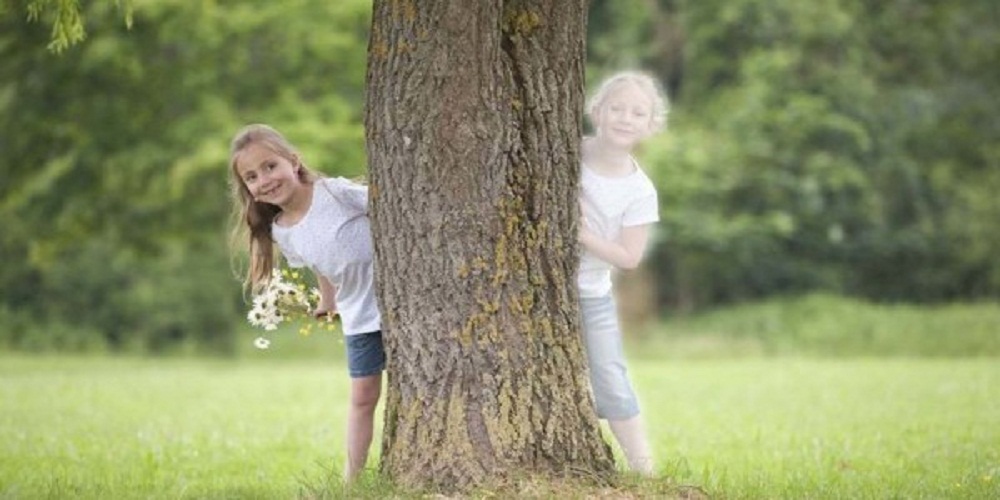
[314, 275, 338, 321]
[313, 308, 339, 321]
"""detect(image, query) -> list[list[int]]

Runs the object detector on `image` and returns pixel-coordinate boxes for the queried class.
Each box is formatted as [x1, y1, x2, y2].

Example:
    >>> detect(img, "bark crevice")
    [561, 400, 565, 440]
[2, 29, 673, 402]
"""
[366, 0, 614, 491]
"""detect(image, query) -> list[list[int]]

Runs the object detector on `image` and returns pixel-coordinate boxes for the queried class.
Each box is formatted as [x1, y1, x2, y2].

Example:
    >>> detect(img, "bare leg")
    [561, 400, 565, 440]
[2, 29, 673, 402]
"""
[609, 415, 654, 475]
[345, 372, 382, 480]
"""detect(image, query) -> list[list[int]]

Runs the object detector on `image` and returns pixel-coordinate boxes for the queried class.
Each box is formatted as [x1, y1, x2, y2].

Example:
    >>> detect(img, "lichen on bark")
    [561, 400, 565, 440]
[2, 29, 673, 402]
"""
[366, 0, 615, 492]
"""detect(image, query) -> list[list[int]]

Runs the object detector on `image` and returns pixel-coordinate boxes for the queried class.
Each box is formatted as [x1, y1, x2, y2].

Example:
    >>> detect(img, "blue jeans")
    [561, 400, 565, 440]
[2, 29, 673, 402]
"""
[580, 294, 640, 420]
[345, 331, 385, 378]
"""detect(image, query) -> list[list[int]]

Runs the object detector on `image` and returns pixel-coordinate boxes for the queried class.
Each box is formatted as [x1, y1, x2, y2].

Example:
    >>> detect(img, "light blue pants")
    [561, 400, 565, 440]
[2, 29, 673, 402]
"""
[580, 294, 640, 420]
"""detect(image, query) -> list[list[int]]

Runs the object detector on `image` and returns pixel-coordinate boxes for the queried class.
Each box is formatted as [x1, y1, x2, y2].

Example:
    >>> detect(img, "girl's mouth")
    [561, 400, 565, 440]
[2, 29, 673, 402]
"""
[259, 185, 279, 198]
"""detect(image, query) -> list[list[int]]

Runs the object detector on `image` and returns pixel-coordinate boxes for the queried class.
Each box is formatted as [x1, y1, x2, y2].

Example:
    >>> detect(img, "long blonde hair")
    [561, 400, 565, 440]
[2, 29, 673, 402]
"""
[227, 124, 320, 292]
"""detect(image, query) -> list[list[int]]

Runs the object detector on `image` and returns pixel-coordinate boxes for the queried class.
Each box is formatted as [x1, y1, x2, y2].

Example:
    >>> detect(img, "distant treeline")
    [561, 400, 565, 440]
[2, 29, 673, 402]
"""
[1, 0, 997, 352]
[589, 0, 1000, 309]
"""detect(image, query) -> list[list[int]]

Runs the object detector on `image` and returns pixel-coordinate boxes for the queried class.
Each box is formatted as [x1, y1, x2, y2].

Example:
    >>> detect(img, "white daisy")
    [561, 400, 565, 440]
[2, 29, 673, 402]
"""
[245, 267, 323, 346]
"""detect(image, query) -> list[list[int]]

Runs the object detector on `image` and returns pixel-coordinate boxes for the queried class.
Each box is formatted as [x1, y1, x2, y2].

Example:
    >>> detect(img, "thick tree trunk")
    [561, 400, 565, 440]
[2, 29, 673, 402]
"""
[365, 0, 614, 490]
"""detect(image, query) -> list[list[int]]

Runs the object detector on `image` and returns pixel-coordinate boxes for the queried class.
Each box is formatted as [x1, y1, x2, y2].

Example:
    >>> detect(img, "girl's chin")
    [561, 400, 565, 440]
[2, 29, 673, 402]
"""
[256, 194, 284, 207]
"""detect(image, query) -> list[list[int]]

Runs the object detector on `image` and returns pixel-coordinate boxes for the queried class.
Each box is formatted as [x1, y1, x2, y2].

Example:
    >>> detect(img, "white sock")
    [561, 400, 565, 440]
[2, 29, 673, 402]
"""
[609, 416, 654, 475]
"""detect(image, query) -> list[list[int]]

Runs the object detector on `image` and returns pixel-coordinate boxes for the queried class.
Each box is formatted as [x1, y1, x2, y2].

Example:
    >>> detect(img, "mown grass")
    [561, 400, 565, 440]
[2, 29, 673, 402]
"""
[2, 353, 998, 499]
[638, 358, 999, 499]
[0, 356, 348, 499]
[2, 294, 998, 498]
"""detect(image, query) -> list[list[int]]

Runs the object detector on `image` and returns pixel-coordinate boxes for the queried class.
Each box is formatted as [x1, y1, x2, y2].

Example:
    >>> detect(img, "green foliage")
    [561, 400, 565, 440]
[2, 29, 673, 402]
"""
[0, 0, 371, 352]
[642, 293, 1000, 358]
[588, 0, 1000, 308]
[0, 238, 240, 354]
[587, 0, 684, 98]
[3, 0, 999, 352]
[6, 0, 133, 52]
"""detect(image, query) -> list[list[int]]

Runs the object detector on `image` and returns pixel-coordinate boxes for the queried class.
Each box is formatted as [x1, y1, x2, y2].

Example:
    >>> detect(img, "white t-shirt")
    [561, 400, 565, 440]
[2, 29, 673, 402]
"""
[578, 160, 659, 298]
[272, 177, 381, 336]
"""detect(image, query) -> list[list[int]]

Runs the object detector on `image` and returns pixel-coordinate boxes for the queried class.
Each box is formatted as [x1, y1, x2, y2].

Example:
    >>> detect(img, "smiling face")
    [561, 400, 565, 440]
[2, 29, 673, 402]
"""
[592, 81, 655, 149]
[233, 142, 304, 209]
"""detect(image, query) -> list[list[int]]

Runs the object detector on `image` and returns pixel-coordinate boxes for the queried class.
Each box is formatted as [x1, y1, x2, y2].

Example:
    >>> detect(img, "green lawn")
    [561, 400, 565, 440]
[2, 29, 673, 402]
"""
[637, 359, 999, 499]
[1, 354, 998, 499]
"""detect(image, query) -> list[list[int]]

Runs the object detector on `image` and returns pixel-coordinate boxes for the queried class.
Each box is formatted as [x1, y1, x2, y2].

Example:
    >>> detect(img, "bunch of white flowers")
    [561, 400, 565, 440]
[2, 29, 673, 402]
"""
[247, 268, 323, 349]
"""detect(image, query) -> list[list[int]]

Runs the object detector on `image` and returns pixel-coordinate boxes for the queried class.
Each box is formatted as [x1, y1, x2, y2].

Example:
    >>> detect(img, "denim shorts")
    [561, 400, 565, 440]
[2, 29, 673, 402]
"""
[580, 294, 640, 420]
[345, 331, 385, 378]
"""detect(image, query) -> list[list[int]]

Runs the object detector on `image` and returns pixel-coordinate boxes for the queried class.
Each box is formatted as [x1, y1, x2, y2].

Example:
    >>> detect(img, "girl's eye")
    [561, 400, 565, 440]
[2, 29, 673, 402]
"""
[265, 162, 277, 170]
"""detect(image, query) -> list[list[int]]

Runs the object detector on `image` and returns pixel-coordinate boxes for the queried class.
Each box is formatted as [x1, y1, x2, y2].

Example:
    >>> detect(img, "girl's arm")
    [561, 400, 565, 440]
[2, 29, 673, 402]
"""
[579, 223, 651, 270]
[314, 274, 339, 319]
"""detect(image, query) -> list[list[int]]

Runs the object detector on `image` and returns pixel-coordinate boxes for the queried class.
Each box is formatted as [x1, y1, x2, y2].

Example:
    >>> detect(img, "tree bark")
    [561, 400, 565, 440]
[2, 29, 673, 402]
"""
[365, 0, 614, 491]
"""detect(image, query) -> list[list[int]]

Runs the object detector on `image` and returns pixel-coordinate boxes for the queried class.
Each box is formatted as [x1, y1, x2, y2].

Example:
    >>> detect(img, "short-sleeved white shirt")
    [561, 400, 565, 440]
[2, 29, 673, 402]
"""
[578, 160, 659, 298]
[272, 177, 381, 336]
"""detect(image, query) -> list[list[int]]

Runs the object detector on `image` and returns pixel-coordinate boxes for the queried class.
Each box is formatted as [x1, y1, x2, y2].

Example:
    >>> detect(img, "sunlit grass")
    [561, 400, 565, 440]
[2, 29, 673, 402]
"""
[0, 356, 351, 499]
[638, 358, 1000, 499]
[1, 354, 997, 498]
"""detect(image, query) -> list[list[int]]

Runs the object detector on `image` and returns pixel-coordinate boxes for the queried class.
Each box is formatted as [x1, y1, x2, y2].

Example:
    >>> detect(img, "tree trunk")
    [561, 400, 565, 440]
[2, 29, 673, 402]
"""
[365, 0, 614, 491]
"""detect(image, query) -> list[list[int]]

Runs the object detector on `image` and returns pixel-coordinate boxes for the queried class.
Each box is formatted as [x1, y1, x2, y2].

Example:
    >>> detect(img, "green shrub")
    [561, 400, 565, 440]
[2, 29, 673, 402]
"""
[648, 293, 1000, 357]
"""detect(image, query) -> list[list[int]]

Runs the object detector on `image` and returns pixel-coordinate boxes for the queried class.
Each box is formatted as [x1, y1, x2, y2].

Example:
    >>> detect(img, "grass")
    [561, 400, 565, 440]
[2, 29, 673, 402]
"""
[638, 358, 999, 499]
[1, 353, 998, 499]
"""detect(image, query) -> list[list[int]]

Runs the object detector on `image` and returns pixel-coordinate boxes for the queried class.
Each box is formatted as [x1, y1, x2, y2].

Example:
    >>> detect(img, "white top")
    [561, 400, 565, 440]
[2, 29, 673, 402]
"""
[272, 177, 381, 336]
[578, 160, 659, 298]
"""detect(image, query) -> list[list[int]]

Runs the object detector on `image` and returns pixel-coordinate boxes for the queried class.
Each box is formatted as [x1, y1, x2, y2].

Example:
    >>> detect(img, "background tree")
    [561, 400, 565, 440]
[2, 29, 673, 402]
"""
[365, 0, 613, 490]
[3, 0, 998, 345]
[0, 0, 371, 351]
[585, 0, 1000, 309]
